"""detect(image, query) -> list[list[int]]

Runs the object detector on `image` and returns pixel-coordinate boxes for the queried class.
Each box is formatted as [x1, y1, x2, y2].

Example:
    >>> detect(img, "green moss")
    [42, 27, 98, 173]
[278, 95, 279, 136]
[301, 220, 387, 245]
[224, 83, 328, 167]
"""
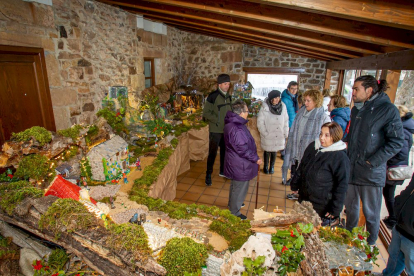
[0, 235, 19, 259]
[0, 181, 44, 215]
[209, 219, 252, 252]
[47, 248, 69, 271]
[85, 125, 99, 146]
[57, 125, 83, 141]
[158, 237, 208, 276]
[15, 154, 54, 182]
[11, 126, 52, 146]
[39, 198, 97, 239]
[107, 223, 151, 263]
[170, 138, 179, 148]
[97, 108, 129, 135]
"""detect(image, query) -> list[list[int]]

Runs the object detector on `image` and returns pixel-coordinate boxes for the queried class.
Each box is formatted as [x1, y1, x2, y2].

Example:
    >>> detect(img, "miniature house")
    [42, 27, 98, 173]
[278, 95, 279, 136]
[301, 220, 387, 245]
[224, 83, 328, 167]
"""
[87, 135, 129, 181]
[55, 163, 73, 178]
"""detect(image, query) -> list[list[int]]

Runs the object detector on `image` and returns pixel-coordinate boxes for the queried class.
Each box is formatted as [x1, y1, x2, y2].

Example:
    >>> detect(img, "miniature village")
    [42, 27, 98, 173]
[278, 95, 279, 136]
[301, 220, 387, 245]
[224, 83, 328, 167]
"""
[0, 78, 379, 276]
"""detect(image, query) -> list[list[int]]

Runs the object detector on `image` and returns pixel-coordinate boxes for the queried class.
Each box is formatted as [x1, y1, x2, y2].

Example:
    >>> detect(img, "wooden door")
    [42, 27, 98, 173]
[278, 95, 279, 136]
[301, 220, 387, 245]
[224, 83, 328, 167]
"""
[0, 45, 56, 147]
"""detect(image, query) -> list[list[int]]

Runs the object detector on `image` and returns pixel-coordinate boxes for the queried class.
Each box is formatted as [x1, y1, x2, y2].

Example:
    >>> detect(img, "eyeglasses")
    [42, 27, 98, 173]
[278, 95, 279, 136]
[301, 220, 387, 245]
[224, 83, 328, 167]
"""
[241, 110, 249, 113]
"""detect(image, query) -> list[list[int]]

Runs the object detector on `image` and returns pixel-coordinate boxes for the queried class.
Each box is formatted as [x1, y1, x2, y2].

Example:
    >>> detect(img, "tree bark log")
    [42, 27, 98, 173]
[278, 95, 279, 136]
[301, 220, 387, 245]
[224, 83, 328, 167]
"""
[0, 196, 166, 276]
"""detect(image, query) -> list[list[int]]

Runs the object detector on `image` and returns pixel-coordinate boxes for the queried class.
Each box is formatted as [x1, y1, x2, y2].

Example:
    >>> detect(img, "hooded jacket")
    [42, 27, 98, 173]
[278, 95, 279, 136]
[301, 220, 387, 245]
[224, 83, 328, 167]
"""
[344, 92, 404, 187]
[394, 175, 414, 243]
[387, 112, 414, 167]
[223, 111, 259, 181]
[330, 107, 351, 133]
[291, 139, 350, 217]
[257, 99, 289, 152]
[203, 88, 232, 133]
[281, 89, 298, 127]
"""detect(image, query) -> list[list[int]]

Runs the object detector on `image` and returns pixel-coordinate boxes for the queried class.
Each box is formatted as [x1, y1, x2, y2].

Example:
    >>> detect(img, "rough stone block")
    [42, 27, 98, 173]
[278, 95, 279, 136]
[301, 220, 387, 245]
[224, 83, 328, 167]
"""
[309, 79, 321, 84]
[41, 37, 55, 51]
[153, 33, 162, 46]
[68, 67, 84, 80]
[0, 0, 33, 25]
[33, 4, 54, 28]
[45, 52, 61, 87]
[82, 103, 95, 112]
[306, 58, 318, 63]
[78, 59, 92, 67]
[142, 31, 152, 44]
[315, 69, 325, 74]
[7, 22, 28, 34]
[50, 87, 77, 106]
[57, 40, 64, 50]
[281, 62, 289, 67]
[78, 87, 90, 94]
[273, 59, 280, 67]
[305, 69, 314, 73]
[53, 107, 71, 130]
[71, 27, 81, 38]
[312, 63, 320, 68]
[300, 74, 312, 78]
[143, 48, 164, 58]
[99, 74, 110, 81]
[70, 106, 81, 117]
[291, 62, 300, 67]
[67, 39, 80, 52]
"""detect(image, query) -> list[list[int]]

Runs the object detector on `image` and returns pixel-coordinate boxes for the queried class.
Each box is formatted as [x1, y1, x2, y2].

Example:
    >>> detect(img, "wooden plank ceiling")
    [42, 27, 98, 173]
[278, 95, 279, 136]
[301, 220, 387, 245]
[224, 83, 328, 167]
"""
[97, 0, 414, 61]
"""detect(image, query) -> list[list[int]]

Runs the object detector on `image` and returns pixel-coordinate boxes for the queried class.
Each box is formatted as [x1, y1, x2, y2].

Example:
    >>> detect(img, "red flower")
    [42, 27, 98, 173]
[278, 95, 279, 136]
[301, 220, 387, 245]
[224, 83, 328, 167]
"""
[7, 174, 13, 178]
[358, 234, 364, 240]
[290, 230, 296, 237]
[282, 246, 288, 253]
[32, 260, 43, 270]
[116, 112, 120, 117]
[154, 128, 157, 130]
[367, 254, 372, 259]
[76, 274, 80, 276]
[52, 274, 59, 276]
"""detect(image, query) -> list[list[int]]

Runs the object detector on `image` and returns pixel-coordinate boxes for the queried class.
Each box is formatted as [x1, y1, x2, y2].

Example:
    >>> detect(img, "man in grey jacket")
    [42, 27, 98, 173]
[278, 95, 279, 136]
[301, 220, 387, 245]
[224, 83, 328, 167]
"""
[344, 75, 404, 245]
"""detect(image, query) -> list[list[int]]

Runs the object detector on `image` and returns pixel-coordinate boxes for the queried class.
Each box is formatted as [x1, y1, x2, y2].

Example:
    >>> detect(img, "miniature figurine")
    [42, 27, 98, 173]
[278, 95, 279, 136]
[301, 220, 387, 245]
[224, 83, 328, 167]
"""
[157, 218, 161, 224]
[136, 158, 142, 171]
[122, 170, 128, 184]
[140, 213, 146, 224]
[110, 196, 115, 209]
[82, 176, 89, 190]
[130, 213, 138, 224]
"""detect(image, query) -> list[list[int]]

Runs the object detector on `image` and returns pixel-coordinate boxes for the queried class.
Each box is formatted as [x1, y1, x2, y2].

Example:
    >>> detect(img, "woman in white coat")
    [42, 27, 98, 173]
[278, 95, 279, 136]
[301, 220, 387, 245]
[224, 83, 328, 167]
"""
[257, 90, 289, 174]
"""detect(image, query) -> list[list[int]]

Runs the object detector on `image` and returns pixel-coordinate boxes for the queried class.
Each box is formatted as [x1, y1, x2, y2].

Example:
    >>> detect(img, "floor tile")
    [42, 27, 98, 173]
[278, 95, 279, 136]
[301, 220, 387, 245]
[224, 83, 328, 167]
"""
[258, 187, 270, 195]
[193, 178, 206, 186]
[182, 191, 201, 201]
[198, 194, 216, 204]
[268, 196, 287, 207]
[175, 190, 186, 200]
[180, 177, 197, 185]
[188, 185, 206, 194]
[176, 183, 191, 191]
[186, 171, 201, 178]
[204, 187, 221, 196]
[218, 189, 229, 198]
[180, 199, 196, 204]
[214, 197, 228, 207]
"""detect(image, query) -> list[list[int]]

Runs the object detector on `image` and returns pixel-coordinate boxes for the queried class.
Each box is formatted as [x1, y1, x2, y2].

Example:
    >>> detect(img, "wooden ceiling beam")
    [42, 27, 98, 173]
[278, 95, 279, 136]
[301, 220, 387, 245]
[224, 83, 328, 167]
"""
[118, 0, 414, 48]
[243, 0, 414, 31]
[167, 23, 332, 61]
[173, 25, 332, 61]
[100, 0, 387, 55]
[326, 49, 414, 70]
[140, 11, 361, 59]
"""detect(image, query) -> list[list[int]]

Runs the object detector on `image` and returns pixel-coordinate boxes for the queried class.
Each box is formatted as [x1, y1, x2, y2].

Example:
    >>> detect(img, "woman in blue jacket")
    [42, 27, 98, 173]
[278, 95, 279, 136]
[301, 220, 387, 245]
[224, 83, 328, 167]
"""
[327, 95, 350, 135]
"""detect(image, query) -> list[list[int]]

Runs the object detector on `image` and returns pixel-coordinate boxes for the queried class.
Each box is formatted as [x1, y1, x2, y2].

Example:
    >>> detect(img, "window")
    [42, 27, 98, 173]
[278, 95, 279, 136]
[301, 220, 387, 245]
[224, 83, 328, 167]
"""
[144, 58, 155, 88]
[342, 70, 357, 104]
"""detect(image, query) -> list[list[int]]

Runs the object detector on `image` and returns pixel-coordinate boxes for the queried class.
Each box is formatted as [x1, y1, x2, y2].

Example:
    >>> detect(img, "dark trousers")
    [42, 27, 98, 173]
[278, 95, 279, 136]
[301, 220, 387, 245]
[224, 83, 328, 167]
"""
[206, 132, 225, 175]
[383, 179, 403, 220]
[290, 160, 298, 178]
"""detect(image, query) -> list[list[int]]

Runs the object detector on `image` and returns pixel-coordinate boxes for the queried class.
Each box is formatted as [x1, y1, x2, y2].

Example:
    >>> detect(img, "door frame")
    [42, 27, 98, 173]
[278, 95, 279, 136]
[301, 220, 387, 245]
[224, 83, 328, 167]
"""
[0, 45, 56, 137]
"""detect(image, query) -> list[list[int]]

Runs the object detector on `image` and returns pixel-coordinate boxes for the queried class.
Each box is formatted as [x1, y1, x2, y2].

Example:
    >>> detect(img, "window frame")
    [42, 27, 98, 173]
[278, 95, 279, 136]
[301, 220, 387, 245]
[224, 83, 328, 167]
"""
[144, 58, 155, 88]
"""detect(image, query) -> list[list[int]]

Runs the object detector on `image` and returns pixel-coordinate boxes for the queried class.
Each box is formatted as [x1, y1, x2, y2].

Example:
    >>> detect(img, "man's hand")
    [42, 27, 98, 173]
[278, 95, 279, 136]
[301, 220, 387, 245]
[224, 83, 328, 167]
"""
[257, 159, 263, 165]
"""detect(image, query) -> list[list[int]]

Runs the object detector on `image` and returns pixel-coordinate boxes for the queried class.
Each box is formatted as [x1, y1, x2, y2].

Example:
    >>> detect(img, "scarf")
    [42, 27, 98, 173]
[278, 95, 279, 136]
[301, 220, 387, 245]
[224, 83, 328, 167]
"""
[266, 97, 283, 115]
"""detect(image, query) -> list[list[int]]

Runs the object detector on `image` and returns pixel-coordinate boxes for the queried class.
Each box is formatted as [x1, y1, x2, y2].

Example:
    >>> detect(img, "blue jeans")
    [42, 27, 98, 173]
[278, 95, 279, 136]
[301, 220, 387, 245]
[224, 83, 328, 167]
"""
[383, 227, 414, 276]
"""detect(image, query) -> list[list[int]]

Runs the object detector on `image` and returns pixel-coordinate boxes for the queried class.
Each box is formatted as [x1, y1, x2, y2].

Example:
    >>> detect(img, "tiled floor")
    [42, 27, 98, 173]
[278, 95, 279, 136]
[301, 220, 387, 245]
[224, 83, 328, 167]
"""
[175, 152, 295, 220]
[174, 152, 390, 272]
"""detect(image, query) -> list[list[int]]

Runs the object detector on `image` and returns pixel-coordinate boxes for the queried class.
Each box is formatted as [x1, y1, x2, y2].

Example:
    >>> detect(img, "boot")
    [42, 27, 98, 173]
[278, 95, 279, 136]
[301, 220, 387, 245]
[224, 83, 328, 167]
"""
[205, 173, 212, 186]
[269, 152, 276, 174]
[263, 151, 270, 174]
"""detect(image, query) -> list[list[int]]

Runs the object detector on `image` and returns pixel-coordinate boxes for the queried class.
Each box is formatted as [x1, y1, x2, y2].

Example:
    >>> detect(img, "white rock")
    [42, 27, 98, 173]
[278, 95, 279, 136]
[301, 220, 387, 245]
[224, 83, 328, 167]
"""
[19, 248, 41, 276]
[220, 235, 275, 276]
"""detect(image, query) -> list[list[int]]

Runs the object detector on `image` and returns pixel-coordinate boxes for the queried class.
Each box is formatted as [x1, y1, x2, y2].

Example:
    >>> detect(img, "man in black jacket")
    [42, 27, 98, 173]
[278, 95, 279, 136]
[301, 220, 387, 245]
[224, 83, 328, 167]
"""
[202, 74, 232, 186]
[344, 75, 404, 245]
[382, 174, 414, 276]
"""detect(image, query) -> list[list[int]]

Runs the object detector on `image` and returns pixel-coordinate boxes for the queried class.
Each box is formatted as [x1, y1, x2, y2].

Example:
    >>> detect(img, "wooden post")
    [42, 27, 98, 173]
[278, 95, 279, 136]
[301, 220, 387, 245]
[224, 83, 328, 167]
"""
[337, 70, 345, 95]
[324, 69, 332, 90]
[385, 70, 401, 103]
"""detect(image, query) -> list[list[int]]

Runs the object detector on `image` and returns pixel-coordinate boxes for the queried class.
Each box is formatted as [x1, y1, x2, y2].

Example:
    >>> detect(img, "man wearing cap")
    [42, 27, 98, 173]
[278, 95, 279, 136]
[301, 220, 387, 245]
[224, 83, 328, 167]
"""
[203, 74, 233, 186]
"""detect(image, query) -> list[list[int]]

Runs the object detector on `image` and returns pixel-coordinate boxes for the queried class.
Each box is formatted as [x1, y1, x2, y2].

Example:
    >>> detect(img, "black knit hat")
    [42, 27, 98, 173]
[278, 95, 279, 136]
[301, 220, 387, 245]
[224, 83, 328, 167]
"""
[217, 74, 230, 84]
[268, 90, 281, 101]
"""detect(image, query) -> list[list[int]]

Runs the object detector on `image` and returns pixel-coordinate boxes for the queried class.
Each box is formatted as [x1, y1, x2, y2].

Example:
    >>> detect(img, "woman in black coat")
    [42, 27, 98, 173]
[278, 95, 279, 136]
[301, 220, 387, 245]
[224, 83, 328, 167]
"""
[290, 122, 350, 225]
[382, 106, 414, 229]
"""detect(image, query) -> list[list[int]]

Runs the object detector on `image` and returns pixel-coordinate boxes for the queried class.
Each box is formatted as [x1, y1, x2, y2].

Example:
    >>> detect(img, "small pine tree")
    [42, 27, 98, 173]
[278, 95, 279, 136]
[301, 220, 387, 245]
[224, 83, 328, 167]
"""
[80, 157, 92, 181]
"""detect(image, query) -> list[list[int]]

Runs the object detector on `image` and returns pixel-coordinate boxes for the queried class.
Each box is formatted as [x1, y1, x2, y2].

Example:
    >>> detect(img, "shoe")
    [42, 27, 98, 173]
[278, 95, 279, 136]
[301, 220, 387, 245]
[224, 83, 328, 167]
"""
[205, 174, 212, 186]
[287, 193, 299, 200]
[283, 179, 291, 186]
[321, 217, 340, 227]
[383, 219, 396, 229]
[219, 173, 228, 178]
[237, 214, 247, 220]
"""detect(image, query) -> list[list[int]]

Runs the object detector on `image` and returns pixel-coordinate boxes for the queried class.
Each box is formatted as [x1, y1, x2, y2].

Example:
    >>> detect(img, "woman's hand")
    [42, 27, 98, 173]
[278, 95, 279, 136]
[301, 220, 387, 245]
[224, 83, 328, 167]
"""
[324, 212, 335, 219]
[257, 159, 263, 165]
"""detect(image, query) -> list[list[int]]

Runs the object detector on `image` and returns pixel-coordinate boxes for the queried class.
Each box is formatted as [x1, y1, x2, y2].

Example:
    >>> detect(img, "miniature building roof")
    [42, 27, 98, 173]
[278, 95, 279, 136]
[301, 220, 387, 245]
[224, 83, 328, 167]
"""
[56, 163, 72, 173]
[87, 135, 128, 160]
[45, 175, 97, 205]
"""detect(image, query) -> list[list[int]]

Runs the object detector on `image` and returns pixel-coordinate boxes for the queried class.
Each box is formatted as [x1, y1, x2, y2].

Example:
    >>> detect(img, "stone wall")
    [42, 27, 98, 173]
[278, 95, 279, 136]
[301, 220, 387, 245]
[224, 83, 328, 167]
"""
[243, 45, 327, 91]
[0, 0, 179, 130]
[329, 70, 340, 93]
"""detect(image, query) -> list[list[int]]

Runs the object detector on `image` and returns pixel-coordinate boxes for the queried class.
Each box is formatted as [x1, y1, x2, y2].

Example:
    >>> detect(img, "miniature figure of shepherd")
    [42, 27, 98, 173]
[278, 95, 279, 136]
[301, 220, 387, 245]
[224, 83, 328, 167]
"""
[82, 176, 89, 190]
[122, 171, 128, 184]
[136, 158, 142, 171]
